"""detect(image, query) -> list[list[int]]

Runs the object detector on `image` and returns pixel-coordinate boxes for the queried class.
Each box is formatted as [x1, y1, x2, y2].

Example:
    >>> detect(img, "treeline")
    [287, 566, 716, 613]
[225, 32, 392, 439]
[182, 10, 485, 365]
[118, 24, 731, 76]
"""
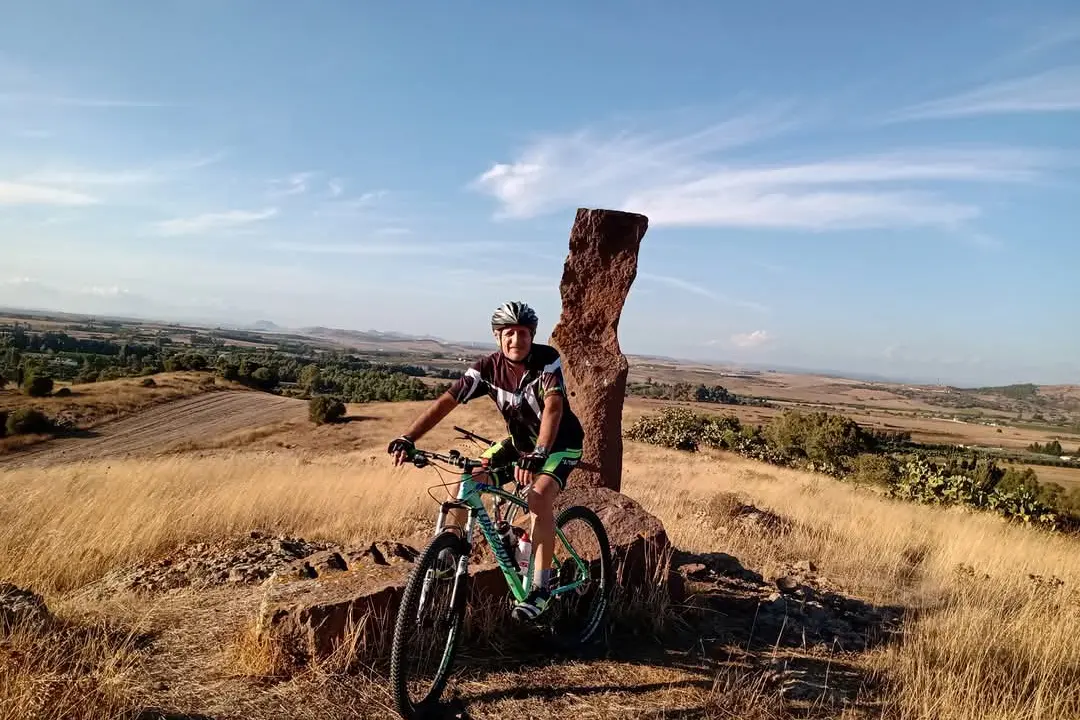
[626, 380, 769, 406]
[626, 407, 1079, 531]
[0, 332, 452, 405]
[1027, 440, 1079, 457]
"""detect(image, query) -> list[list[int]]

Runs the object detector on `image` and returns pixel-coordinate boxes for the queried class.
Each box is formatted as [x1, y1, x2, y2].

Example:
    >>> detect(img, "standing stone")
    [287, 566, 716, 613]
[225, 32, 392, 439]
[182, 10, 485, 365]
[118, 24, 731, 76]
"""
[550, 208, 648, 492]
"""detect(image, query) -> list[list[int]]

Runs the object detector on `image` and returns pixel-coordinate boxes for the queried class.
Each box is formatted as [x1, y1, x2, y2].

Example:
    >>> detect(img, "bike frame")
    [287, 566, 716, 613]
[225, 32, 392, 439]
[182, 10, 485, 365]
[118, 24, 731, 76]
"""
[432, 469, 590, 603]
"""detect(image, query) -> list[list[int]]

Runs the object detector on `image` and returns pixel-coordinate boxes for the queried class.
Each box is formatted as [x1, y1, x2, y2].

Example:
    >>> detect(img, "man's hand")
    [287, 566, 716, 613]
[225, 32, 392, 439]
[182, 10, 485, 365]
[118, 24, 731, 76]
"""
[515, 450, 547, 486]
[388, 436, 415, 466]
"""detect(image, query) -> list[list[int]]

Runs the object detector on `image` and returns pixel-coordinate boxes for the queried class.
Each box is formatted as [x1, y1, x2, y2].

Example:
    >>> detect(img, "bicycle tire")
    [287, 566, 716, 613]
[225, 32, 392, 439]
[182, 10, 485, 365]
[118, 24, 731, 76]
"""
[390, 529, 469, 719]
[546, 504, 613, 649]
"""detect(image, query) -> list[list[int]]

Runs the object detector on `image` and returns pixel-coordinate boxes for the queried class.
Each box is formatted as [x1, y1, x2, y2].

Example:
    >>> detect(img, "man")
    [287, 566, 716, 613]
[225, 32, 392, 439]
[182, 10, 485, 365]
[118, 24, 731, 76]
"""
[388, 301, 584, 621]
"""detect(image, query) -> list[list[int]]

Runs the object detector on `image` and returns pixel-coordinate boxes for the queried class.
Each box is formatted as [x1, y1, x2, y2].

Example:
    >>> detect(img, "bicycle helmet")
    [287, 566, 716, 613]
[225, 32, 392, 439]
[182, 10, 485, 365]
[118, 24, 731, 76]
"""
[490, 301, 538, 334]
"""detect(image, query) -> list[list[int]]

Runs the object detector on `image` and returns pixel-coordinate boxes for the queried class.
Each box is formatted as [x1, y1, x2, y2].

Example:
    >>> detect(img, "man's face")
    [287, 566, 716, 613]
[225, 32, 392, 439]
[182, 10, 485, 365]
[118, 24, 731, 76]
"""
[496, 325, 533, 362]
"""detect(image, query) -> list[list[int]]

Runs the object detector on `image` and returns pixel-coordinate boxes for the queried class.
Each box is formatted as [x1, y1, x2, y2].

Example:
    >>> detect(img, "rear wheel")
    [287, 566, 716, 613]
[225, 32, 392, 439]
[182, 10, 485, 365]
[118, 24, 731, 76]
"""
[543, 505, 613, 649]
[390, 530, 469, 719]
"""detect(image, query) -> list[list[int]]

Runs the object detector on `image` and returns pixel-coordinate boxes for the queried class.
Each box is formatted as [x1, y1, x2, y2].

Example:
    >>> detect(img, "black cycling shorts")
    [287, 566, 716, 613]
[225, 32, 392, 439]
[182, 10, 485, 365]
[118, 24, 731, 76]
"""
[481, 437, 582, 490]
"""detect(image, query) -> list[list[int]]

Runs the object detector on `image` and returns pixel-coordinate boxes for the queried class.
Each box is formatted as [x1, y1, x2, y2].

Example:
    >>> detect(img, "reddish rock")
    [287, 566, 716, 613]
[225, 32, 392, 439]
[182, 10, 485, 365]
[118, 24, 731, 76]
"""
[550, 208, 649, 492]
[256, 556, 509, 664]
[555, 486, 668, 588]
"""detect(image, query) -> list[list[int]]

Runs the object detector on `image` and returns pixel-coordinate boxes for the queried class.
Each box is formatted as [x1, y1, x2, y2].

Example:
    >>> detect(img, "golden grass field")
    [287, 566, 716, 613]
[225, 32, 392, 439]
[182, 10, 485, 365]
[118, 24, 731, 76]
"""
[1, 395, 1079, 719]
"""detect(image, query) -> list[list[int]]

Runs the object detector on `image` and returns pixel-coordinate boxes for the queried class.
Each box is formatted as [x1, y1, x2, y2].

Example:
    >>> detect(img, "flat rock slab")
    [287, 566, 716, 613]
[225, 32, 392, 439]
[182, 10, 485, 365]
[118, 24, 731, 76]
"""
[255, 489, 669, 665]
[256, 552, 508, 663]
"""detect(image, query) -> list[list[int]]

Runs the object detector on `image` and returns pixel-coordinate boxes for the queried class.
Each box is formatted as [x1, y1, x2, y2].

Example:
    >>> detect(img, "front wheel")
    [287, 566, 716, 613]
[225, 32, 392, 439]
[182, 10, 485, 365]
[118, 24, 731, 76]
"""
[390, 529, 469, 719]
[544, 504, 613, 649]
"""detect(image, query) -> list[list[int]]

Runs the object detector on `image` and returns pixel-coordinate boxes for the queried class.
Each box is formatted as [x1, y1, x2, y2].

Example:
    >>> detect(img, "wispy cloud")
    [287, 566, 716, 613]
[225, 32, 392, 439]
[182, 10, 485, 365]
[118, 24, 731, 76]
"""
[470, 108, 796, 220]
[327, 178, 344, 198]
[890, 66, 1080, 120]
[314, 190, 389, 217]
[155, 207, 279, 236]
[23, 168, 161, 186]
[1013, 19, 1080, 60]
[638, 272, 769, 313]
[268, 172, 317, 197]
[731, 330, 773, 348]
[0, 181, 97, 206]
[472, 114, 1050, 232]
[0, 93, 169, 108]
[272, 239, 505, 256]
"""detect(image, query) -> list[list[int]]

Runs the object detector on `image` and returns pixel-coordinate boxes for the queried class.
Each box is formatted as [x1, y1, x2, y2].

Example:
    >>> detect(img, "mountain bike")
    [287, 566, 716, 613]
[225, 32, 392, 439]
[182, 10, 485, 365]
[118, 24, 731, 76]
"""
[389, 426, 613, 720]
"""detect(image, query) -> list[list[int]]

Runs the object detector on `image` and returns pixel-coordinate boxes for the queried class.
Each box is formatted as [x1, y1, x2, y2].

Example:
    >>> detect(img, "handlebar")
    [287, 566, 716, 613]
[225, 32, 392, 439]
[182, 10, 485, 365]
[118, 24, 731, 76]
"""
[453, 425, 496, 447]
[408, 447, 492, 473]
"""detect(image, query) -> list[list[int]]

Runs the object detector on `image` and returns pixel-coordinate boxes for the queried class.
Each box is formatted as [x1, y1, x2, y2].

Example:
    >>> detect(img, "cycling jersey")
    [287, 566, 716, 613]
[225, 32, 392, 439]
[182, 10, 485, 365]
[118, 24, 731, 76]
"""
[446, 343, 585, 453]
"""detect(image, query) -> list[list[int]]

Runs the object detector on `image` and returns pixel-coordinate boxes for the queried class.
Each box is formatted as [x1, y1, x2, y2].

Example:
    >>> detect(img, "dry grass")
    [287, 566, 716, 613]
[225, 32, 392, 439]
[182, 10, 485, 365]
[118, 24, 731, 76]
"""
[1, 399, 1079, 717]
[0, 613, 149, 720]
[621, 442, 1080, 719]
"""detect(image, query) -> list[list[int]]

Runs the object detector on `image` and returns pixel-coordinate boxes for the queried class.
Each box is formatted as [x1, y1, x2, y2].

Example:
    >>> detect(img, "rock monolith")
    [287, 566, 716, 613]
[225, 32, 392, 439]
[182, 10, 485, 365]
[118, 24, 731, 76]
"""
[550, 208, 649, 492]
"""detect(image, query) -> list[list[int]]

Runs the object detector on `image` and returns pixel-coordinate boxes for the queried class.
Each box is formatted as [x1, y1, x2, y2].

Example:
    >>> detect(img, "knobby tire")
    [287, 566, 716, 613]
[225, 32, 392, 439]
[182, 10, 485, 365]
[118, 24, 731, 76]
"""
[548, 504, 614, 649]
[390, 529, 469, 719]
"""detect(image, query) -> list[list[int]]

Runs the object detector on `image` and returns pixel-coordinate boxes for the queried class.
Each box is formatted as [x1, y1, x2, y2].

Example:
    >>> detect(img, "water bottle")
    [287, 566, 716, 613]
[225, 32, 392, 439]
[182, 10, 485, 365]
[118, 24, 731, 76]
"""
[496, 520, 516, 561]
[514, 532, 532, 577]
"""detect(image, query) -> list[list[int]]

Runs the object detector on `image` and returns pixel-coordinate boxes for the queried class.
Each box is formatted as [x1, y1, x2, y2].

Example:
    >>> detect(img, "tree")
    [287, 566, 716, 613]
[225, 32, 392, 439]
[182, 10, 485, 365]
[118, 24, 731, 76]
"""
[298, 363, 321, 393]
[250, 366, 278, 390]
[309, 395, 346, 424]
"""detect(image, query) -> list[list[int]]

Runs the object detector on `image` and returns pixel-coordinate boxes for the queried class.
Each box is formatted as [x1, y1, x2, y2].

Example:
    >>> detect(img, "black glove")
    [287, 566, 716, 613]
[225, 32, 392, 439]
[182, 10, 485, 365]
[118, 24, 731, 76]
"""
[517, 450, 547, 474]
[388, 436, 415, 464]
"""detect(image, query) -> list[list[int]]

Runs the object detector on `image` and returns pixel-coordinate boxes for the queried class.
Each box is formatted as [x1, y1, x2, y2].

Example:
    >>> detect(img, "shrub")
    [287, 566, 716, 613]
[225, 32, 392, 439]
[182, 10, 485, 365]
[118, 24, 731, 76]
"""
[6, 408, 53, 436]
[765, 410, 873, 472]
[249, 366, 278, 390]
[0, 375, 7, 390]
[54, 387, 72, 397]
[141, 377, 157, 388]
[309, 395, 346, 425]
[21, 372, 53, 397]
[852, 453, 900, 486]
[0, 410, 7, 437]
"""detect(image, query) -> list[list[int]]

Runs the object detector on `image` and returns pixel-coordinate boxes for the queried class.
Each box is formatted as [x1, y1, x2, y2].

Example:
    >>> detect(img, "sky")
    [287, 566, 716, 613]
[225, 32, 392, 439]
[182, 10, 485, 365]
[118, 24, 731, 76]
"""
[1, 1, 1078, 387]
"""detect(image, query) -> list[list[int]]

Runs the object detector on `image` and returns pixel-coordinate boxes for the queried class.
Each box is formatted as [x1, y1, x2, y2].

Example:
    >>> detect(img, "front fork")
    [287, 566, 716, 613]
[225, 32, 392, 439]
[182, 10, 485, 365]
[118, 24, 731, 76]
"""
[417, 499, 475, 622]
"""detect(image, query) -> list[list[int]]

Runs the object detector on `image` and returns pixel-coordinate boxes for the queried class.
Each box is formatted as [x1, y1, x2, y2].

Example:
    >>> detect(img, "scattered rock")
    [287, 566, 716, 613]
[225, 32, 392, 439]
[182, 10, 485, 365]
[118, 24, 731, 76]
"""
[795, 560, 817, 573]
[0, 583, 52, 632]
[775, 576, 801, 594]
[89, 533, 341, 595]
[668, 550, 903, 654]
[550, 207, 649, 492]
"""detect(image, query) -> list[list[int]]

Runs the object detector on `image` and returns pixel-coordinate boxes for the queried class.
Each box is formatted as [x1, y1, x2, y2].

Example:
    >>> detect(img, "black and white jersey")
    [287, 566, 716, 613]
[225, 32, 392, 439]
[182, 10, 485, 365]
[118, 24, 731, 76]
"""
[446, 343, 585, 452]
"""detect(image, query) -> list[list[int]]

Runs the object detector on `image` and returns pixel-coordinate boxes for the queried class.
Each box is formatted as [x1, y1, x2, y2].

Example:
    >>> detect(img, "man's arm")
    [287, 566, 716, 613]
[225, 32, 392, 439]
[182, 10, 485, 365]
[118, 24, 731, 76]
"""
[534, 392, 564, 452]
[401, 391, 458, 443]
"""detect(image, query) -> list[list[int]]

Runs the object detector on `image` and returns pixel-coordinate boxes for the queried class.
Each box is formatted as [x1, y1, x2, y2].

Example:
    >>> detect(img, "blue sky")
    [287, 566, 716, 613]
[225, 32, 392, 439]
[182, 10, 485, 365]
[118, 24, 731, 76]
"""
[1, 2, 1078, 386]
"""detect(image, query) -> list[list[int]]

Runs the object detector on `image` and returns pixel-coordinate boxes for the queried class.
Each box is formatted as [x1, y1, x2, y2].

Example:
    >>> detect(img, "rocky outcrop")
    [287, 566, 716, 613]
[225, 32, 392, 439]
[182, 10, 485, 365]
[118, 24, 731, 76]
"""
[555, 486, 668, 587]
[255, 551, 509, 664]
[0, 583, 51, 633]
[254, 490, 668, 665]
[667, 550, 904, 654]
[87, 532, 338, 595]
[550, 208, 649, 492]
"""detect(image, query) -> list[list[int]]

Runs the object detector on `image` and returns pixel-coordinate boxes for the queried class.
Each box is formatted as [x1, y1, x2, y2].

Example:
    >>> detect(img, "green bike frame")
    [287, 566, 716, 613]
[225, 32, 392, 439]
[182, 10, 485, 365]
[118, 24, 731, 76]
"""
[433, 470, 590, 603]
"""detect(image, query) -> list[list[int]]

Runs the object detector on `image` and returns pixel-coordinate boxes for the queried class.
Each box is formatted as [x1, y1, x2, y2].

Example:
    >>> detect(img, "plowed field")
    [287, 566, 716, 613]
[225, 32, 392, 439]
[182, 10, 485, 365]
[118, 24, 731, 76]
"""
[0, 391, 306, 468]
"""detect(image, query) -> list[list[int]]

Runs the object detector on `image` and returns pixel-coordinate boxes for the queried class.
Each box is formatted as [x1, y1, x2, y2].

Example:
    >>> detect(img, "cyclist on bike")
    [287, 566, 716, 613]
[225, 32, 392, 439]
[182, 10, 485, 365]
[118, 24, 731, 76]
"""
[388, 300, 585, 622]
